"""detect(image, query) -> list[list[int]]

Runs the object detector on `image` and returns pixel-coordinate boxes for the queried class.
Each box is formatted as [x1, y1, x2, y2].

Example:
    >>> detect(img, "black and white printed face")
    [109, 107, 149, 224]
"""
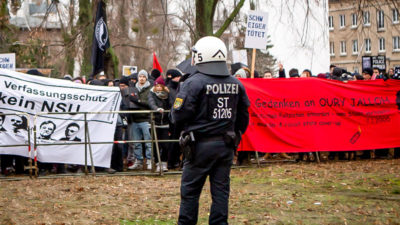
[10, 116, 23, 127]
[40, 123, 55, 138]
[67, 125, 79, 137]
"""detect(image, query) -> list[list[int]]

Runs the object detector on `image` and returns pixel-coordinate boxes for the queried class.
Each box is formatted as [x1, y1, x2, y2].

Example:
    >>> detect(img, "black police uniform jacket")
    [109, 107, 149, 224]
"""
[170, 71, 250, 137]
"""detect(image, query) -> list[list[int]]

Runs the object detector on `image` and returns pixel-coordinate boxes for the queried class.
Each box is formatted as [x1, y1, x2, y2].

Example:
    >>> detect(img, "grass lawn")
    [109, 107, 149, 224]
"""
[1, 159, 399, 224]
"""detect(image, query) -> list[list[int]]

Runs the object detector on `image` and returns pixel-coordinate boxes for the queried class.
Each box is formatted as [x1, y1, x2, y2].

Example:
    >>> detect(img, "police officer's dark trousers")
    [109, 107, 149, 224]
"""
[178, 139, 233, 225]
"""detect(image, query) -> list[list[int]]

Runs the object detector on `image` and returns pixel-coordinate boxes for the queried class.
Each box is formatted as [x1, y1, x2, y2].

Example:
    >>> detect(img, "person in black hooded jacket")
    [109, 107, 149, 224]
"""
[165, 69, 183, 169]
[165, 69, 182, 106]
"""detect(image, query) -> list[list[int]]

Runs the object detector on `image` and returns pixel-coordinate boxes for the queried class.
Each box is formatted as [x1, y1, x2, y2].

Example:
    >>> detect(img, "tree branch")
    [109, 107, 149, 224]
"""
[112, 43, 150, 51]
[214, 0, 245, 37]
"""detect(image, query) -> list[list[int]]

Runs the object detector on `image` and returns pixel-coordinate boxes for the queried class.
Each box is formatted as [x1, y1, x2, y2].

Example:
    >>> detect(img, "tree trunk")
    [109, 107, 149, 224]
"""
[195, 0, 218, 40]
[195, 0, 245, 41]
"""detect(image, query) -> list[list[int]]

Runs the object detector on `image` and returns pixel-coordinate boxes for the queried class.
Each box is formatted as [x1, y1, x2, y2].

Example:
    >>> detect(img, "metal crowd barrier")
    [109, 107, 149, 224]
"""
[0, 110, 179, 178]
[0, 112, 36, 177]
[1, 110, 289, 179]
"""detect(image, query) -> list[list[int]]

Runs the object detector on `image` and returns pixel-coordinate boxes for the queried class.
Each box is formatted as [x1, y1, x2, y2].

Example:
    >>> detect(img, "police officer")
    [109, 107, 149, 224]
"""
[171, 36, 250, 225]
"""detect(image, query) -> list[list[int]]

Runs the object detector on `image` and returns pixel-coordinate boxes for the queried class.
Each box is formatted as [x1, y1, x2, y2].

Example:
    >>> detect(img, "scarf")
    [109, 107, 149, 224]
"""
[155, 91, 168, 99]
[136, 80, 151, 92]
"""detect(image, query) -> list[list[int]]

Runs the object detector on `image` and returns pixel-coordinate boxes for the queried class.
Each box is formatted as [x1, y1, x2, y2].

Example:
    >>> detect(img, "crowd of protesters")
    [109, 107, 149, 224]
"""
[233, 62, 400, 164]
[1, 62, 400, 176]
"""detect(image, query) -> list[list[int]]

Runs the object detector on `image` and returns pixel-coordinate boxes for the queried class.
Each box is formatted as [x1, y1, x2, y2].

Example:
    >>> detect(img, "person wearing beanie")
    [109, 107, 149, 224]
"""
[119, 73, 135, 167]
[289, 68, 300, 78]
[165, 69, 182, 104]
[331, 67, 344, 80]
[26, 69, 44, 76]
[138, 69, 152, 85]
[129, 73, 138, 86]
[166, 69, 182, 79]
[165, 69, 182, 86]
[127, 69, 153, 170]
[362, 68, 373, 80]
[138, 69, 148, 79]
[148, 83, 171, 172]
[63, 74, 73, 81]
[165, 68, 182, 169]
[119, 76, 130, 87]
[151, 69, 161, 80]
[90, 79, 105, 86]
[234, 68, 247, 78]
[155, 76, 166, 86]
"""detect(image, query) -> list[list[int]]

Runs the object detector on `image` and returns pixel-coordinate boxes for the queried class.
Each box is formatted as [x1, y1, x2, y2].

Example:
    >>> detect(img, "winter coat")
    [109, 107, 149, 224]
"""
[148, 87, 171, 125]
[127, 81, 151, 123]
[167, 81, 179, 107]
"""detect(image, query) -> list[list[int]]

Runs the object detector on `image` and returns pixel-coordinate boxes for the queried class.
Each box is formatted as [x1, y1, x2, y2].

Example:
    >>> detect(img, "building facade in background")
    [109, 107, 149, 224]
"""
[329, 0, 400, 73]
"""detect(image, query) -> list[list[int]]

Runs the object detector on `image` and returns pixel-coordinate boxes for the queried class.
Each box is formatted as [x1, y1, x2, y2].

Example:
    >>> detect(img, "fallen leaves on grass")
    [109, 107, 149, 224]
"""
[0, 159, 399, 224]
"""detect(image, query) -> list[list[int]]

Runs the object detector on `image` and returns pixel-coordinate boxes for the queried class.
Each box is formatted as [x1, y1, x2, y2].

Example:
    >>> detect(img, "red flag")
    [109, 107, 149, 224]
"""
[153, 52, 163, 73]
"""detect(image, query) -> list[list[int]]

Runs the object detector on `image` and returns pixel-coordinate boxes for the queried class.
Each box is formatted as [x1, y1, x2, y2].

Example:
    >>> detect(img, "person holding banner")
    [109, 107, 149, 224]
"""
[362, 68, 373, 80]
[171, 36, 250, 225]
[388, 68, 395, 79]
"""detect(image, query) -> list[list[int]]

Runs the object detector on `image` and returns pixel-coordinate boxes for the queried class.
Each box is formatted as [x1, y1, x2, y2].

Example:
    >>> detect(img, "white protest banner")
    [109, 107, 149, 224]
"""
[244, 10, 269, 50]
[122, 65, 137, 76]
[0, 69, 121, 167]
[0, 53, 16, 70]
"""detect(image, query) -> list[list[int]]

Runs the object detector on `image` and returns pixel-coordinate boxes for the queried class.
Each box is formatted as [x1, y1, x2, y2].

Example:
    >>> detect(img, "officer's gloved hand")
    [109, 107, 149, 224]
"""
[157, 108, 164, 113]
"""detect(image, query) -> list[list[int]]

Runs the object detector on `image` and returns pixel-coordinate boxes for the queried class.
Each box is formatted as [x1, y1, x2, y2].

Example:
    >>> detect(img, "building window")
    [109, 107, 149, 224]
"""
[363, 11, 370, 26]
[330, 42, 335, 56]
[393, 9, 399, 24]
[393, 36, 400, 51]
[352, 13, 357, 27]
[379, 38, 385, 52]
[329, 16, 334, 30]
[340, 14, 346, 28]
[340, 41, 347, 55]
[365, 39, 371, 53]
[377, 10, 385, 29]
[352, 40, 358, 54]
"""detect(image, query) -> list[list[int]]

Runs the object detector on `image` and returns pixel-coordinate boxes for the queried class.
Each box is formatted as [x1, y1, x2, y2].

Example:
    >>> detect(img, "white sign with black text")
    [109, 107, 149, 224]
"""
[0, 69, 121, 167]
[244, 10, 269, 49]
[0, 53, 16, 70]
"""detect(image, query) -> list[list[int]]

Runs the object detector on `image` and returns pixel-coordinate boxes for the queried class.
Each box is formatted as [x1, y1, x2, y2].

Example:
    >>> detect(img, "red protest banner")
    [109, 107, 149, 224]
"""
[239, 78, 400, 152]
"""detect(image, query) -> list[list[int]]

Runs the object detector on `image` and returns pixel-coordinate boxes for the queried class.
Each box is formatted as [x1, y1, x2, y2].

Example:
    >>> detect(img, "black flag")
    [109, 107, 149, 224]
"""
[91, 0, 110, 78]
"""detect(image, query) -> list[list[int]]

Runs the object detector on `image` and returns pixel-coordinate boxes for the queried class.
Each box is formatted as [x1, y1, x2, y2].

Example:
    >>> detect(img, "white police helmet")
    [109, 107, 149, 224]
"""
[192, 36, 230, 76]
